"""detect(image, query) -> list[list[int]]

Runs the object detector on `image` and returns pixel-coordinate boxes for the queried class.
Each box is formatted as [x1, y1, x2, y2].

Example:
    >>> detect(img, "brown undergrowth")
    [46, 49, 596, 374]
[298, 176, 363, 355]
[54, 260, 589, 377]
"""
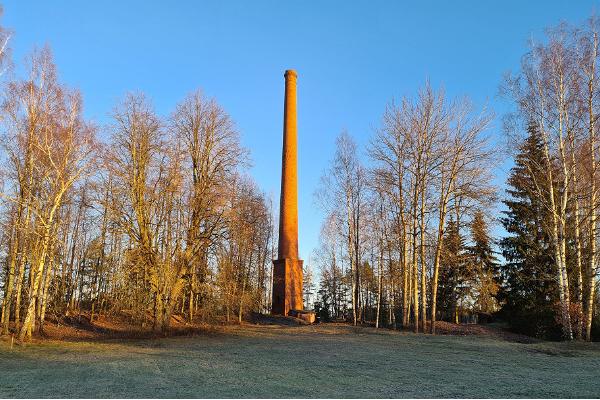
[0, 312, 537, 344]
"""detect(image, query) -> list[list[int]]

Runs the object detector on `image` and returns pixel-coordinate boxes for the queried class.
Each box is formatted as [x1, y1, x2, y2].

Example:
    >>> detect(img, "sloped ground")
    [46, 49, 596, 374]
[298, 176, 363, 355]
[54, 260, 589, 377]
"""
[431, 321, 538, 343]
[25, 313, 222, 341]
[6, 312, 309, 342]
[10, 312, 534, 343]
[1, 323, 599, 398]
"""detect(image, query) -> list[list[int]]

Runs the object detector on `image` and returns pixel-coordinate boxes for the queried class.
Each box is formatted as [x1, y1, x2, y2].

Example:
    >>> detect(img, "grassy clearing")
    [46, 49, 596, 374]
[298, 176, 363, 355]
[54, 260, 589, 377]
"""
[0, 324, 599, 398]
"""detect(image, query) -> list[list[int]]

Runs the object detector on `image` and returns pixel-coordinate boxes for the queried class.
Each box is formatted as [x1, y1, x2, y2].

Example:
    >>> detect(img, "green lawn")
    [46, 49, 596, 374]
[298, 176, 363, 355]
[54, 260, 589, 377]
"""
[1, 324, 599, 398]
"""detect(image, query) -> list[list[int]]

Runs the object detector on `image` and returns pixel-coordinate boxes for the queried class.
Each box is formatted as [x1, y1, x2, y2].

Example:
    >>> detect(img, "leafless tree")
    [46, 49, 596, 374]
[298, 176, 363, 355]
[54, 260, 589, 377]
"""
[317, 131, 366, 325]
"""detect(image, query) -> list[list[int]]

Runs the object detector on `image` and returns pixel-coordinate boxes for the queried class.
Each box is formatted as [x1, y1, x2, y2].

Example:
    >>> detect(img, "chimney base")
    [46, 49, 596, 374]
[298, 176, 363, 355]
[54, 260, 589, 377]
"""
[271, 258, 303, 316]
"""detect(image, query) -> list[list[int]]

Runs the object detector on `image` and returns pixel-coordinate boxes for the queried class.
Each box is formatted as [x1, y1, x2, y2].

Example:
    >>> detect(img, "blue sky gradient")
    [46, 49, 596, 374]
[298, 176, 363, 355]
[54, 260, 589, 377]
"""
[4, 1, 600, 261]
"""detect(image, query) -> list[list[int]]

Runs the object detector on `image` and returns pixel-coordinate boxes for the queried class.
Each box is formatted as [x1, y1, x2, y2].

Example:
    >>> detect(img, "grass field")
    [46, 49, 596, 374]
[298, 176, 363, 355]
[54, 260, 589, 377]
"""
[1, 324, 599, 398]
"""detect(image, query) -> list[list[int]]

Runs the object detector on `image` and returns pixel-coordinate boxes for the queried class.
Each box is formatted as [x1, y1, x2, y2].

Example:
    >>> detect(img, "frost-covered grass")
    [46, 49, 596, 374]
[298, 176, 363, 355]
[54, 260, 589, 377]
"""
[1, 324, 599, 398]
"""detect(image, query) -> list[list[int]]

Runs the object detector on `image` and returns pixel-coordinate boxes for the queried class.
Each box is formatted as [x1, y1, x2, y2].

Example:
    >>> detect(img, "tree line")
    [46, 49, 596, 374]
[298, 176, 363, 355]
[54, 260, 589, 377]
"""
[313, 85, 497, 335]
[0, 33, 276, 340]
[313, 16, 600, 341]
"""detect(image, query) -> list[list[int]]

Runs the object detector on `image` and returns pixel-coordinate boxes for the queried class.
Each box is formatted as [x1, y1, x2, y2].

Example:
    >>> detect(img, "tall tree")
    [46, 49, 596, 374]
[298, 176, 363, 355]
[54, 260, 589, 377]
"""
[0, 48, 97, 340]
[369, 83, 493, 333]
[437, 218, 469, 322]
[316, 131, 365, 325]
[467, 210, 499, 314]
[498, 124, 561, 339]
[170, 90, 247, 323]
[107, 93, 184, 332]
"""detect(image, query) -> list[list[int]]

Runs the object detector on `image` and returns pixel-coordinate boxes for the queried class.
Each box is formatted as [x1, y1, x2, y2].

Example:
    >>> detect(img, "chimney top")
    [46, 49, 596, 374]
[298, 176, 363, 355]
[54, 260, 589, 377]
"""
[284, 69, 298, 79]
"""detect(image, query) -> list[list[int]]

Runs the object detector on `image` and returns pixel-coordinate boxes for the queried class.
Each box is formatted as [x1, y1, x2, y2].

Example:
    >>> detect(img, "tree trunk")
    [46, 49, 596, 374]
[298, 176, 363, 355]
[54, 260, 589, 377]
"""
[419, 187, 427, 333]
[39, 243, 56, 334]
[430, 231, 444, 334]
[375, 246, 383, 329]
[585, 31, 598, 342]
[19, 225, 53, 341]
[540, 116, 573, 340]
[410, 180, 420, 333]
[401, 227, 408, 328]
[570, 157, 584, 339]
[1, 220, 20, 334]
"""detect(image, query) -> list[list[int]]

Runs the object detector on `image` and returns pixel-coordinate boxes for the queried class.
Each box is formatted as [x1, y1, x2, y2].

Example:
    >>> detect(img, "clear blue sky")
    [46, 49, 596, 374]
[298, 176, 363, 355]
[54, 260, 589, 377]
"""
[4, 1, 599, 261]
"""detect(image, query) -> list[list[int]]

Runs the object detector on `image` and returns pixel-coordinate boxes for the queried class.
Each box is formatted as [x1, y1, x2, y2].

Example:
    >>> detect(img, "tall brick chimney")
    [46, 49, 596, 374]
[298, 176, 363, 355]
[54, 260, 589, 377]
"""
[272, 70, 303, 316]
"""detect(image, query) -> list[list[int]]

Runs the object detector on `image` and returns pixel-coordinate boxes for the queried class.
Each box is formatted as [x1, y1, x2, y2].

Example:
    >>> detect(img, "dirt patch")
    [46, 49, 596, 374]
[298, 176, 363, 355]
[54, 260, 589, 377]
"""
[432, 321, 539, 343]
[248, 312, 309, 325]
[0, 312, 227, 344]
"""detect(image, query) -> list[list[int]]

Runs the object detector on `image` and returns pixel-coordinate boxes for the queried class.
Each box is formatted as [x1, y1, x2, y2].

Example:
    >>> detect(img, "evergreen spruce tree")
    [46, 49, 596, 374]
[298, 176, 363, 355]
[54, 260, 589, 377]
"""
[314, 285, 331, 322]
[498, 123, 561, 339]
[438, 217, 469, 322]
[467, 210, 499, 315]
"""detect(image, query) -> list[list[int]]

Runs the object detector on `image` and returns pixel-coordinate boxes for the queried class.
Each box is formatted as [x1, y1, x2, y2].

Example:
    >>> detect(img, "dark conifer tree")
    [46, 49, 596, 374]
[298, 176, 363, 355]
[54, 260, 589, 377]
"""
[437, 217, 469, 322]
[467, 211, 499, 315]
[498, 123, 561, 339]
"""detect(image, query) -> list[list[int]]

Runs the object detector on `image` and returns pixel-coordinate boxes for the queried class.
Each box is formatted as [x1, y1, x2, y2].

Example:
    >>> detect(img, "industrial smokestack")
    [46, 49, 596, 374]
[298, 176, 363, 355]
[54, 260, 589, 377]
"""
[272, 69, 303, 316]
[278, 69, 299, 261]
